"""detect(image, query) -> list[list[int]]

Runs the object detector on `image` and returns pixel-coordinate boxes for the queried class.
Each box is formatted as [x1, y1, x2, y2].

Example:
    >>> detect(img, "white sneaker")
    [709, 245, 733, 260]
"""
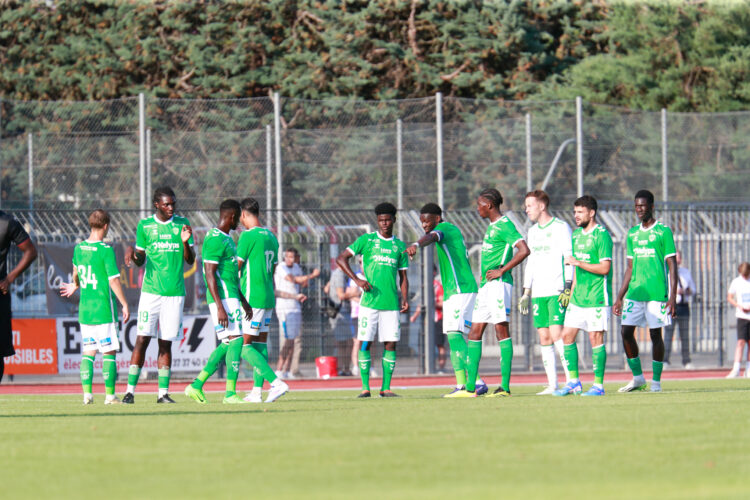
[284, 371, 295, 379]
[618, 377, 647, 392]
[83, 394, 94, 405]
[243, 392, 262, 403]
[104, 396, 122, 405]
[684, 362, 695, 370]
[274, 369, 284, 378]
[726, 370, 740, 379]
[536, 385, 558, 395]
[745, 370, 750, 379]
[650, 381, 662, 392]
[265, 381, 289, 403]
[662, 361, 670, 369]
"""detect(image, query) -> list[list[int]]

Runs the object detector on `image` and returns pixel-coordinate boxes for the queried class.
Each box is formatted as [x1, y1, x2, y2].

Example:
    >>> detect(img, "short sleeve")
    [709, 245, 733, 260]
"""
[599, 230, 613, 261]
[398, 247, 409, 270]
[729, 279, 737, 295]
[202, 236, 223, 264]
[626, 231, 634, 259]
[104, 246, 120, 279]
[663, 227, 677, 259]
[135, 220, 147, 251]
[72, 245, 79, 268]
[8, 218, 30, 246]
[347, 234, 368, 256]
[502, 219, 524, 246]
[184, 218, 195, 246]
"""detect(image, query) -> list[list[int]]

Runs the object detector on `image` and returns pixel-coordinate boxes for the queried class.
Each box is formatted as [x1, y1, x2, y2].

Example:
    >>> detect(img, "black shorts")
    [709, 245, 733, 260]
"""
[0, 292, 14, 357]
[737, 318, 750, 342]
[435, 320, 445, 347]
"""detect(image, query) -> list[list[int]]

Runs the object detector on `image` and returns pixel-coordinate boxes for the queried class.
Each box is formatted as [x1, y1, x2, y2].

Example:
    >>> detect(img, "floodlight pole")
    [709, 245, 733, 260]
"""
[146, 128, 152, 201]
[575, 96, 584, 197]
[266, 124, 273, 213]
[525, 113, 532, 193]
[436, 92, 444, 209]
[274, 92, 283, 254]
[27, 133, 33, 210]
[139, 93, 147, 214]
[397, 118, 404, 239]
[662, 108, 668, 202]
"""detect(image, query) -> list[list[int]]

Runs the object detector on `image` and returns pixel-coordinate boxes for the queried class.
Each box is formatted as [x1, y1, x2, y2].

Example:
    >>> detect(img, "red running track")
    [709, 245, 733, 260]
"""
[0, 369, 731, 395]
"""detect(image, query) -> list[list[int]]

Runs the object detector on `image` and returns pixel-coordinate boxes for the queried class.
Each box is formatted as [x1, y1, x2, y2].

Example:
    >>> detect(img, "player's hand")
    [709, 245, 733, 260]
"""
[0, 277, 10, 295]
[355, 277, 372, 292]
[613, 299, 623, 316]
[217, 305, 229, 328]
[181, 225, 193, 244]
[518, 294, 530, 315]
[310, 268, 320, 279]
[486, 268, 503, 281]
[241, 302, 253, 321]
[400, 299, 409, 313]
[121, 305, 130, 323]
[59, 282, 78, 298]
[666, 297, 677, 318]
[404, 244, 418, 258]
[124, 246, 135, 267]
[558, 287, 572, 308]
[296, 293, 308, 303]
[564, 255, 578, 266]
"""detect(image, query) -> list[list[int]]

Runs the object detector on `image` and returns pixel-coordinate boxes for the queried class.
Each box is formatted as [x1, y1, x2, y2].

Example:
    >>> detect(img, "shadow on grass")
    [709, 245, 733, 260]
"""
[0, 407, 324, 419]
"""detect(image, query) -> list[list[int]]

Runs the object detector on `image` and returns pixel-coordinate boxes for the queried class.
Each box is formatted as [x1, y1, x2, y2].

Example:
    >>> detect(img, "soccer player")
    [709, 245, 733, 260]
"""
[614, 190, 678, 393]
[0, 210, 37, 383]
[336, 202, 409, 398]
[122, 186, 194, 404]
[461, 188, 530, 397]
[60, 210, 130, 404]
[236, 198, 289, 404]
[519, 190, 573, 395]
[553, 196, 613, 397]
[404, 203, 488, 397]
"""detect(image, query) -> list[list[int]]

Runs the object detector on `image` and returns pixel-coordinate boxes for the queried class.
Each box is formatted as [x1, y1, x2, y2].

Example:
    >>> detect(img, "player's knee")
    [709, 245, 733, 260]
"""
[360, 341, 371, 352]
[649, 329, 663, 341]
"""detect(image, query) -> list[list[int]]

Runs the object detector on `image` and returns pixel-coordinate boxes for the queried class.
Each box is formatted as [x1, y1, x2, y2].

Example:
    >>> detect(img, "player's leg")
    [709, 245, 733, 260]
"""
[94, 323, 121, 404]
[443, 293, 471, 390]
[379, 310, 401, 397]
[618, 299, 648, 392]
[581, 330, 606, 396]
[489, 322, 513, 396]
[126, 293, 160, 401]
[154, 295, 184, 403]
[355, 306, 379, 396]
[80, 328, 96, 404]
[534, 296, 558, 391]
[554, 326, 582, 396]
[549, 299, 570, 384]
[646, 301, 671, 392]
[463, 322, 486, 395]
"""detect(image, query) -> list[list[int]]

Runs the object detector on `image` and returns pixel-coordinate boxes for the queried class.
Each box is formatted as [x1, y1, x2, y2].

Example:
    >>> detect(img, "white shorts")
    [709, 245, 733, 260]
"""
[136, 292, 185, 341]
[242, 307, 272, 336]
[81, 323, 121, 353]
[208, 298, 243, 341]
[442, 293, 476, 334]
[278, 310, 302, 340]
[472, 281, 512, 325]
[621, 299, 672, 329]
[357, 305, 401, 342]
[564, 303, 610, 332]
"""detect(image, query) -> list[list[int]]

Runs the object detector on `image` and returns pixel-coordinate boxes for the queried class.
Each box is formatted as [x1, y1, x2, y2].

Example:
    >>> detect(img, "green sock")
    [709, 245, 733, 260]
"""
[224, 337, 243, 397]
[241, 344, 277, 385]
[80, 355, 94, 394]
[252, 342, 268, 389]
[358, 350, 371, 391]
[192, 342, 228, 389]
[381, 350, 396, 392]
[127, 364, 141, 389]
[652, 360, 663, 382]
[102, 354, 116, 396]
[499, 337, 513, 392]
[466, 340, 482, 392]
[563, 343, 579, 380]
[627, 356, 643, 377]
[446, 333, 467, 386]
[158, 367, 170, 392]
[592, 345, 606, 385]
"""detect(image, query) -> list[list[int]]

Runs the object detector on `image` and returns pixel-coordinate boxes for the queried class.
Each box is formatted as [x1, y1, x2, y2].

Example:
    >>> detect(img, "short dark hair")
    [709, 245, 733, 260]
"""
[574, 195, 598, 212]
[479, 188, 503, 208]
[88, 209, 110, 229]
[374, 202, 397, 217]
[241, 197, 260, 216]
[153, 186, 176, 204]
[219, 199, 241, 214]
[525, 190, 550, 209]
[286, 247, 299, 257]
[420, 203, 442, 217]
[634, 189, 654, 205]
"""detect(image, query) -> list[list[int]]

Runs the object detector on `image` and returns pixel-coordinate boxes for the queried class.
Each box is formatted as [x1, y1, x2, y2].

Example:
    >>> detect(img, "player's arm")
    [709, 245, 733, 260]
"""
[108, 276, 130, 323]
[565, 256, 611, 276]
[404, 231, 442, 258]
[398, 268, 409, 313]
[287, 268, 320, 286]
[60, 266, 80, 297]
[238, 288, 253, 322]
[181, 224, 195, 265]
[204, 262, 228, 327]
[336, 249, 371, 291]
[275, 289, 307, 303]
[125, 246, 146, 267]
[486, 239, 530, 281]
[613, 258, 633, 316]
[0, 238, 37, 294]
[666, 255, 678, 317]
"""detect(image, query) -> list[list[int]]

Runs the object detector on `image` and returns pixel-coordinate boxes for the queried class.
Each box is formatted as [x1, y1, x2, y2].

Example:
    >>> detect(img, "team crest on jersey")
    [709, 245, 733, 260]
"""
[173, 227, 179, 235]
[649, 234, 656, 241]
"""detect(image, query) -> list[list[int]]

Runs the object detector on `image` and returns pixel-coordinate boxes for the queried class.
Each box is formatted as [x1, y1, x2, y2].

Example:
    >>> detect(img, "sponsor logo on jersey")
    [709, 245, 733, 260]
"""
[372, 254, 397, 266]
[160, 233, 173, 240]
[633, 247, 656, 257]
[79, 245, 98, 252]
[151, 241, 181, 251]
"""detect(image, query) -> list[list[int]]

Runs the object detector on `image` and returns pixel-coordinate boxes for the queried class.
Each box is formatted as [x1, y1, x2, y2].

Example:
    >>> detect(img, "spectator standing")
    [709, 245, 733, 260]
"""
[726, 262, 750, 378]
[663, 250, 696, 369]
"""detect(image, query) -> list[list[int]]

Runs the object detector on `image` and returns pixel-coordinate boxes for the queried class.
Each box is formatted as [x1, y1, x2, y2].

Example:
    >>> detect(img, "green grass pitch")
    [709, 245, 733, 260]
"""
[2, 379, 749, 499]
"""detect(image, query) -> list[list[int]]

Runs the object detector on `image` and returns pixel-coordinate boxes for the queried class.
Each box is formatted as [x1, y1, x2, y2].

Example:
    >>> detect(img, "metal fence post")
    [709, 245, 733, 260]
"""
[27, 132, 33, 210]
[266, 124, 273, 211]
[138, 93, 146, 213]
[146, 128, 152, 201]
[423, 246, 435, 374]
[397, 118, 404, 238]
[274, 92, 283, 253]
[661, 108, 668, 202]
[436, 92, 444, 209]
[575, 96, 583, 197]
[525, 112, 532, 193]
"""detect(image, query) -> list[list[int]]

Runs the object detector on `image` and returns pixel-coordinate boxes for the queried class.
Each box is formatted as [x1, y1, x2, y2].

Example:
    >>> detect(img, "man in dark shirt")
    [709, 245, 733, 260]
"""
[0, 211, 38, 382]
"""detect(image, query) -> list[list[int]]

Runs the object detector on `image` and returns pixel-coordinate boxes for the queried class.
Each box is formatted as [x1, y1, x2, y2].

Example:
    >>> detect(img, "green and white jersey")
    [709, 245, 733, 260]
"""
[625, 221, 676, 302]
[431, 221, 478, 300]
[237, 227, 279, 309]
[347, 232, 409, 311]
[571, 224, 613, 307]
[523, 217, 573, 297]
[135, 215, 194, 297]
[72, 240, 120, 325]
[201, 228, 240, 305]
[480, 216, 524, 287]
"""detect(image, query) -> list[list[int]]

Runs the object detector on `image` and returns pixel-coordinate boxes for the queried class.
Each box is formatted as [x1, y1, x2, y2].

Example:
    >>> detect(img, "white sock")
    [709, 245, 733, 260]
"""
[126, 384, 136, 394]
[554, 339, 570, 382]
[593, 383, 603, 389]
[105, 394, 116, 401]
[251, 386, 262, 395]
[541, 344, 557, 388]
[158, 388, 168, 398]
[732, 362, 741, 372]
[476, 377, 485, 386]
[634, 374, 646, 383]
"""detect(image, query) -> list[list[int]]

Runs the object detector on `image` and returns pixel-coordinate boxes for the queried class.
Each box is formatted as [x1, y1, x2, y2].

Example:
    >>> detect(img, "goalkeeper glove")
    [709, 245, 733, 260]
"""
[558, 281, 572, 308]
[519, 290, 531, 315]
